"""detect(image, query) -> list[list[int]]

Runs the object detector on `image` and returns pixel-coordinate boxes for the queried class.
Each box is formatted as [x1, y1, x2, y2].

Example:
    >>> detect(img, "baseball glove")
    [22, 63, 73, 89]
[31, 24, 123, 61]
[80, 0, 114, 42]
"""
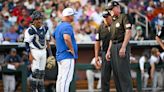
[46, 56, 56, 70]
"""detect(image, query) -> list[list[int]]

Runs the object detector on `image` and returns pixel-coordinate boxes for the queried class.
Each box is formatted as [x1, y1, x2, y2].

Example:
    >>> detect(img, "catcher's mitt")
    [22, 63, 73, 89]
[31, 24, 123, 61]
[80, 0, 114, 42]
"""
[46, 56, 56, 70]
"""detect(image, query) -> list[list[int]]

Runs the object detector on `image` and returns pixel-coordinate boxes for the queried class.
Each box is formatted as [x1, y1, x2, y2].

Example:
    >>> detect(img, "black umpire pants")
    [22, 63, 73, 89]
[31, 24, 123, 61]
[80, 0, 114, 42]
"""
[110, 43, 133, 92]
[101, 51, 112, 92]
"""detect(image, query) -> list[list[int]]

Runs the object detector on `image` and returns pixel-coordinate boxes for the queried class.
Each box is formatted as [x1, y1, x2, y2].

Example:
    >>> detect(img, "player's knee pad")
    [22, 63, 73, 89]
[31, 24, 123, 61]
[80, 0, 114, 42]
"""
[39, 70, 45, 79]
[32, 69, 45, 79]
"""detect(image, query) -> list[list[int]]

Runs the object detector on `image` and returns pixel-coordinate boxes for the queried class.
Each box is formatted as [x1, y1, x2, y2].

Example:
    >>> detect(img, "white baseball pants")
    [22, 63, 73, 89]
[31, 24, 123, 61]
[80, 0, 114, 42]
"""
[86, 70, 101, 92]
[31, 48, 47, 72]
[3, 75, 15, 92]
[56, 58, 75, 92]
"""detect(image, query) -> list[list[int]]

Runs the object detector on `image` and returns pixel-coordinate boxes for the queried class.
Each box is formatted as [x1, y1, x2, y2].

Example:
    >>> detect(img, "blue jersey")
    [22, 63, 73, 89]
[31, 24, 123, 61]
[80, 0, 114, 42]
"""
[53, 22, 78, 61]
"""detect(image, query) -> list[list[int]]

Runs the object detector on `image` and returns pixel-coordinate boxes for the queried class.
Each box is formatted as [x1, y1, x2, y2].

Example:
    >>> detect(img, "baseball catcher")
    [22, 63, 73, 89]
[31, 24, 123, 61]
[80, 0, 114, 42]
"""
[24, 11, 54, 92]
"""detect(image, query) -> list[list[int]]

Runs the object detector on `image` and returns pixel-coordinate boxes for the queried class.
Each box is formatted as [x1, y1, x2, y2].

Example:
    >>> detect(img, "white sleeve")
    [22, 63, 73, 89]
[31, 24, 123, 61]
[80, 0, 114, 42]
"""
[160, 52, 164, 61]
[149, 56, 158, 65]
[24, 28, 34, 43]
[91, 58, 95, 65]
[139, 56, 145, 71]
[46, 30, 50, 41]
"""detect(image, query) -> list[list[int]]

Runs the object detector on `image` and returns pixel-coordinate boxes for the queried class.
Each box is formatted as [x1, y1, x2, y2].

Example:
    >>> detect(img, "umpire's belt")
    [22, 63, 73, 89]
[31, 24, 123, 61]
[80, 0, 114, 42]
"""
[112, 40, 123, 44]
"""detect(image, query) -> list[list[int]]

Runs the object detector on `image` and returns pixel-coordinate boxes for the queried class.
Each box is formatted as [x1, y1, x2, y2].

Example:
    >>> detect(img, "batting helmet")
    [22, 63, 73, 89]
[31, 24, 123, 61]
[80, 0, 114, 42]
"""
[31, 11, 44, 20]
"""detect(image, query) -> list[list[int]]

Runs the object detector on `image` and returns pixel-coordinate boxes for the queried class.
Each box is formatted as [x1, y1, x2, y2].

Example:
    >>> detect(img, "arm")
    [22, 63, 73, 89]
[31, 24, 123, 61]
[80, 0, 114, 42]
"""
[106, 40, 112, 61]
[156, 36, 164, 50]
[45, 27, 53, 56]
[63, 34, 74, 56]
[121, 29, 132, 48]
[95, 41, 101, 66]
[119, 30, 131, 58]
[150, 63, 155, 79]
[139, 57, 145, 74]
[95, 41, 100, 59]
[119, 14, 132, 57]
[108, 40, 112, 52]
[47, 41, 53, 56]
[52, 31, 56, 45]
[24, 28, 35, 63]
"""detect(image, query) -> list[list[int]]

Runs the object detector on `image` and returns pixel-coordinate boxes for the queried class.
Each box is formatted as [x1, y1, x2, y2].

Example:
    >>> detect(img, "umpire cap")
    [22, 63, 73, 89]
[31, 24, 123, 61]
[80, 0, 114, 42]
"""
[31, 11, 44, 20]
[102, 11, 111, 18]
[107, 1, 119, 10]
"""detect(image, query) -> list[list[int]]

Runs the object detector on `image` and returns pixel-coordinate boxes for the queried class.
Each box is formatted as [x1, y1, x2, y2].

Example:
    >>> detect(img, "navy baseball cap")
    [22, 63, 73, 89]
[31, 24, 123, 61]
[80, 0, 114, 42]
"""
[11, 48, 17, 52]
[107, 1, 120, 10]
[102, 11, 111, 18]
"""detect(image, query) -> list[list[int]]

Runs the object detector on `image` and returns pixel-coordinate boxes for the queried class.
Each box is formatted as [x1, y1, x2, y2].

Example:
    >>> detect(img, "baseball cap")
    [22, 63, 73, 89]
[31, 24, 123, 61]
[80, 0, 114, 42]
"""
[62, 8, 76, 17]
[107, 1, 120, 10]
[102, 11, 111, 18]
[11, 48, 17, 52]
[136, 26, 142, 30]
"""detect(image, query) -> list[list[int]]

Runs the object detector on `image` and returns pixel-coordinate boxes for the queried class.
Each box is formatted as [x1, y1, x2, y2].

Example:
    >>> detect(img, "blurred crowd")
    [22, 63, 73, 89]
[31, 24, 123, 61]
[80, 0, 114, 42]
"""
[129, 47, 164, 92]
[0, 0, 163, 44]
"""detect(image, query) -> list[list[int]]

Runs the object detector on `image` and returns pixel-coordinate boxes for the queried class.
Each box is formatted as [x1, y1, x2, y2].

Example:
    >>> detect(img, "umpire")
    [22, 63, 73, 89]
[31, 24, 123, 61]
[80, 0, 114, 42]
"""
[95, 10, 112, 92]
[106, 1, 133, 92]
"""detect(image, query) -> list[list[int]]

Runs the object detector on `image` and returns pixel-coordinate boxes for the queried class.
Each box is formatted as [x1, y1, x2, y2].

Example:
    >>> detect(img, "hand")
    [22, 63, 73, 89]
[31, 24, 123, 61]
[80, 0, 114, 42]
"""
[67, 49, 75, 56]
[95, 57, 101, 69]
[14, 63, 20, 68]
[94, 63, 101, 70]
[119, 47, 126, 57]
[105, 51, 111, 61]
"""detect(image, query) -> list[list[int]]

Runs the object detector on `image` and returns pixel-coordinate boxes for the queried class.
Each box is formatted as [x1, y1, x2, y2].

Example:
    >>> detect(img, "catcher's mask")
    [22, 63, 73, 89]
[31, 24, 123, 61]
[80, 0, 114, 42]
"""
[31, 11, 44, 21]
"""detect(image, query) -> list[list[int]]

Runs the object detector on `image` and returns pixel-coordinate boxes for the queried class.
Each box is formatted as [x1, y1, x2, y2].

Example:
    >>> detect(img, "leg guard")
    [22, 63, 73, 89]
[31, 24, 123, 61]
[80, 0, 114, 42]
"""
[37, 70, 45, 92]
[29, 79, 37, 92]
[30, 69, 45, 92]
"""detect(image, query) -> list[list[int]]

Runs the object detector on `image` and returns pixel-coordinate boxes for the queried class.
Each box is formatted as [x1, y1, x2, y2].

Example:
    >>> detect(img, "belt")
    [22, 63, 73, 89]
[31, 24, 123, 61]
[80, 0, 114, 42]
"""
[31, 48, 45, 50]
[112, 40, 123, 44]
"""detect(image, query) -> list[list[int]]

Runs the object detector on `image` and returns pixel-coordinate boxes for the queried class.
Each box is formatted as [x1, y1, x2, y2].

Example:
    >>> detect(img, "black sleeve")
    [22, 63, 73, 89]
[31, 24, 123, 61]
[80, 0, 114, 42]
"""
[156, 26, 164, 38]
[17, 55, 21, 62]
[122, 14, 132, 30]
[25, 42, 30, 53]
[4, 55, 10, 63]
[45, 26, 49, 31]
[95, 25, 102, 41]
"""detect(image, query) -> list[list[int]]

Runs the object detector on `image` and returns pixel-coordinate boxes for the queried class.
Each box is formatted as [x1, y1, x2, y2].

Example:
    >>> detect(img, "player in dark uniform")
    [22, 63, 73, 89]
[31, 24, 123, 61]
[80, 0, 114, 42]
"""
[156, 26, 164, 50]
[105, 1, 133, 92]
[95, 10, 112, 92]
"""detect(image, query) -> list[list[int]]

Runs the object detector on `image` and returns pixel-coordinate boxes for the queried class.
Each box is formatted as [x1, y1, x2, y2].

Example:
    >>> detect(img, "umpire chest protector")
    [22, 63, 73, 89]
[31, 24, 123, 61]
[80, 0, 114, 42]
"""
[29, 25, 48, 49]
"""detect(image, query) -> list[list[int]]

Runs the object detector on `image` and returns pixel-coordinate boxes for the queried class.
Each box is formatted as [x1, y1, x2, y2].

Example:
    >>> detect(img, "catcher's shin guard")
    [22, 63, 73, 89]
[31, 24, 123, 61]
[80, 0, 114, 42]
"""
[30, 69, 45, 92]
[37, 70, 45, 92]
[38, 79, 45, 92]
[29, 79, 37, 92]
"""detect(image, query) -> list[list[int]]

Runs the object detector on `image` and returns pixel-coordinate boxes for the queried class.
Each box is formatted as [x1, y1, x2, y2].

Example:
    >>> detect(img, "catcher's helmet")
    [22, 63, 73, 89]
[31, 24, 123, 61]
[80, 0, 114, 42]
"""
[31, 11, 44, 20]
